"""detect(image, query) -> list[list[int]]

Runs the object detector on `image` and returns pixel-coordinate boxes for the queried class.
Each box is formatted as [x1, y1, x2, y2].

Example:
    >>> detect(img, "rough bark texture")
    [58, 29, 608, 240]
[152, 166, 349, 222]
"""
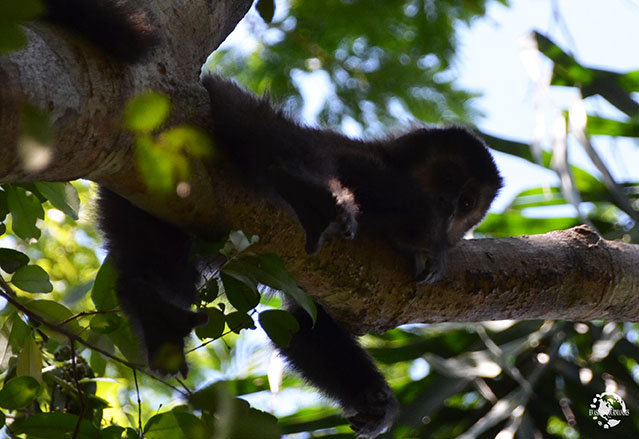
[1, 1, 638, 333]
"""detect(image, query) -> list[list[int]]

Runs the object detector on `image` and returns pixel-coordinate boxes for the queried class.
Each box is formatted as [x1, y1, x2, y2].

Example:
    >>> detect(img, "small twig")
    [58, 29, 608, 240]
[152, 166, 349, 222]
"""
[0, 276, 188, 397]
[0, 277, 142, 368]
[174, 377, 193, 396]
[58, 309, 119, 326]
[133, 369, 144, 438]
[186, 309, 258, 353]
[70, 342, 87, 439]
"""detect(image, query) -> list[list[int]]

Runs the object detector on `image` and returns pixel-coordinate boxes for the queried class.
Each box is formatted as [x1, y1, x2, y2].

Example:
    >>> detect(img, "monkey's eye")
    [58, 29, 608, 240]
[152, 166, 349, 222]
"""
[458, 195, 475, 213]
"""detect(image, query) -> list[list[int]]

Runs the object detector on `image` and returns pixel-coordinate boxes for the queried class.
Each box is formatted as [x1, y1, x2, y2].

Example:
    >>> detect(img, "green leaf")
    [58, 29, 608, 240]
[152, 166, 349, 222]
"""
[0, 223, 5, 235]
[16, 335, 42, 383]
[198, 279, 219, 303]
[101, 425, 125, 439]
[11, 264, 53, 293]
[90, 313, 123, 334]
[195, 307, 225, 340]
[20, 104, 53, 144]
[105, 319, 143, 364]
[3, 312, 29, 354]
[144, 410, 207, 439]
[0, 0, 45, 21]
[135, 135, 176, 194]
[160, 126, 213, 157]
[9, 413, 100, 439]
[6, 185, 44, 241]
[0, 410, 5, 429]
[25, 300, 83, 342]
[91, 259, 119, 311]
[0, 248, 29, 273]
[189, 381, 233, 412]
[585, 115, 639, 138]
[225, 311, 255, 334]
[230, 406, 281, 439]
[89, 350, 107, 377]
[124, 427, 140, 439]
[256, 0, 275, 23]
[223, 254, 316, 322]
[259, 309, 300, 347]
[220, 272, 260, 312]
[33, 182, 80, 220]
[0, 23, 27, 54]
[0, 188, 8, 220]
[0, 376, 41, 409]
[124, 91, 170, 132]
[477, 212, 580, 237]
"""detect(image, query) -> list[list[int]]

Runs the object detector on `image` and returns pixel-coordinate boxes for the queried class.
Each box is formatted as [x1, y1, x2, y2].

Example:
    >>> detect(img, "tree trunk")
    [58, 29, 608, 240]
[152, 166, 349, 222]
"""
[1, 1, 638, 333]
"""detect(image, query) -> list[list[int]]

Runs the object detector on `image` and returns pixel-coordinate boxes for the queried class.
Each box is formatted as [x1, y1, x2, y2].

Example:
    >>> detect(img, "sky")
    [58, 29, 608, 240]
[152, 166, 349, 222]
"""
[455, 0, 639, 211]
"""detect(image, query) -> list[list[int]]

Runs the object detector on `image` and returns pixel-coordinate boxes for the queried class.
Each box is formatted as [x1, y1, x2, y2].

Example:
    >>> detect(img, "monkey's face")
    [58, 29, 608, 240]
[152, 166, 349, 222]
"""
[390, 127, 502, 283]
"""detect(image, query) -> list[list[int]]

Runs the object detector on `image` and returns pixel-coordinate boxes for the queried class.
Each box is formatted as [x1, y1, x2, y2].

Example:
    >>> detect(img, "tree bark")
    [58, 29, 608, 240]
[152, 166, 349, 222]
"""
[1, 1, 638, 333]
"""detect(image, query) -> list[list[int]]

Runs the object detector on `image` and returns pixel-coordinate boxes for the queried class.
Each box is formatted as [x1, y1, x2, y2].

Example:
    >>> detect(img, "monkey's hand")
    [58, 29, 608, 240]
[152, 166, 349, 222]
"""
[328, 178, 359, 240]
[270, 169, 359, 253]
[345, 385, 399, 438]
[414, 250, 448, 284]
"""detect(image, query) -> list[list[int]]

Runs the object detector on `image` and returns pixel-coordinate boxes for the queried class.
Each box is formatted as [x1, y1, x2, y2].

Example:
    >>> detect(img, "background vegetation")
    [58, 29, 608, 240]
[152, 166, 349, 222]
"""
[1, 0, 639, 438]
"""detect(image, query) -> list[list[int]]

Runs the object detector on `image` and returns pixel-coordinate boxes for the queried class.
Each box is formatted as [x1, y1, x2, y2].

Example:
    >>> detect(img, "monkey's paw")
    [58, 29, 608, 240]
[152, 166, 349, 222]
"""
[414, 252, 447, 284]
[328, 178, 359, 240]
[345, 386, 399, 439]
[337, 202, 358, 240]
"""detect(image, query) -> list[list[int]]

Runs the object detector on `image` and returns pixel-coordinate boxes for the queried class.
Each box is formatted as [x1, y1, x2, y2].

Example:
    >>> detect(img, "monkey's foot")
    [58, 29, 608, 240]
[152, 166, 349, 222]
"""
[414, 252, 447, 284]
[345, 386, 399, 439]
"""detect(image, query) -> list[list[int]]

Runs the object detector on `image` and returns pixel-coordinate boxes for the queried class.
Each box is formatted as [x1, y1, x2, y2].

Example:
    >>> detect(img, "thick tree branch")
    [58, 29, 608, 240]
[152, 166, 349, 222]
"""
[1, 2, 638, 334]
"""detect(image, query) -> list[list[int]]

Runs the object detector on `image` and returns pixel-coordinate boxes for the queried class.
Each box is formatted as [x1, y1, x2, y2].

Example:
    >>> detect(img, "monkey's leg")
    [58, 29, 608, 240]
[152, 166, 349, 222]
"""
[278, 302, 399, 438]
[269, 169, 341, 253]
[96, 188, 206, 375]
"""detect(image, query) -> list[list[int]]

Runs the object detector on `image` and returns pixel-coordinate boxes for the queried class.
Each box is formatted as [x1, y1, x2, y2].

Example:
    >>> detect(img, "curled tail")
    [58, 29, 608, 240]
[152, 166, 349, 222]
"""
[42, 0, 158, 62]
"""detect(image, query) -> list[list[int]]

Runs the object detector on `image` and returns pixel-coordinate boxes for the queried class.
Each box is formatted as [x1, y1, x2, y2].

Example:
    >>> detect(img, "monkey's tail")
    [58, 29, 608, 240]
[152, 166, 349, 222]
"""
[42, 0, 158, 63]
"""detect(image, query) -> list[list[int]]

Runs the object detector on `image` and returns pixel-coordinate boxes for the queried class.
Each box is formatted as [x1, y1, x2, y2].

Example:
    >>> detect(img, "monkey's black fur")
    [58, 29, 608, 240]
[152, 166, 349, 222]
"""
[38, 2, 502, 437]
[96, 188, 207, 375]
[42, 0, 158, 62]
[202, 73, 502, 437]
[282, 301, 399, 437]
[202, 73, 502, 282]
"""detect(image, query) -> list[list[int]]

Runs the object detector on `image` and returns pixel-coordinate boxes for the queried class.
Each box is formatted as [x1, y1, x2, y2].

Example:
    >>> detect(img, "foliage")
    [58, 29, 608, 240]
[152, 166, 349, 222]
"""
[209, 0, 507, 131]
[0, 183, 305, 438]
[0, 0, 43, 54]
[125, 92, 213, 195]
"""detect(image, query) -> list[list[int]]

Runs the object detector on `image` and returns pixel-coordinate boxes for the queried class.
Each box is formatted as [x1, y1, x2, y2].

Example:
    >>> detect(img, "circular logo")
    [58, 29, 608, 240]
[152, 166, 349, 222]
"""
[589, 392, 630, 429]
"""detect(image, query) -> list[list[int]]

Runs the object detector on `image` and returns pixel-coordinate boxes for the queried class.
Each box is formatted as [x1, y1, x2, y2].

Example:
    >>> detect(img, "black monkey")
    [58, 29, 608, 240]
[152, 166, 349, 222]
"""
[36, 1, 502, 437]
[201, 74, 502, 437]
[201, 74, 503, 283]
